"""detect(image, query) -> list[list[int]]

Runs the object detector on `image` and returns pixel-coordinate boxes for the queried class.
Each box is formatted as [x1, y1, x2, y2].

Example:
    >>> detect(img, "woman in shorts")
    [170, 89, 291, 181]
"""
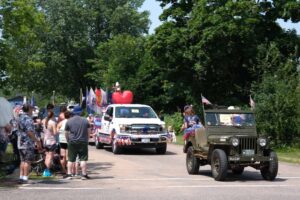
[57, 111, 70, 174]
[42, 110, 57, 177]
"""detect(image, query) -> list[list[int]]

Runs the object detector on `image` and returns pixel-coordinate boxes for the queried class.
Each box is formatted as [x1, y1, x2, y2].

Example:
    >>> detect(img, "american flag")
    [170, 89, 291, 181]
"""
[201, 95, 212, 105]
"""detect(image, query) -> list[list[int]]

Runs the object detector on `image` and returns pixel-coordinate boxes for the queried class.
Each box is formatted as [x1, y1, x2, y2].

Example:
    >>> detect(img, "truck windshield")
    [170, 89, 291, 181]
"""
[205, 113, 255, 127]
[115, 107, 157, 118]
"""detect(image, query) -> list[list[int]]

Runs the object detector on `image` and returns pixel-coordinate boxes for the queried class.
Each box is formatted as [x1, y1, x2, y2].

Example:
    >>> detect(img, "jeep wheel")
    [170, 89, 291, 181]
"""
[156, 143, 167, 154]
[260, 150, 278, 181]
[95, 136, 104, 149]
[232, 166, 244, 175]
[186, 146, 200, 175]
[112, 139, 122, 154]
[211, 149, 228, 181]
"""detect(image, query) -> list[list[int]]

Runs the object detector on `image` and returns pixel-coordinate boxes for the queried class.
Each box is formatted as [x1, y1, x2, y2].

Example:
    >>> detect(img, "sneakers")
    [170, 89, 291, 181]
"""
[81, 174, 90, 180]
[63, 174, 72, 180]
[42, 169, 52, 177]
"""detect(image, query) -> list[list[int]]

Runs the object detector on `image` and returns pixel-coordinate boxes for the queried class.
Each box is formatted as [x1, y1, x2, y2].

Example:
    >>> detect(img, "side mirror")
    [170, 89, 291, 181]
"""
[104, 114, 111, 121]
[159, 116, 164, 121]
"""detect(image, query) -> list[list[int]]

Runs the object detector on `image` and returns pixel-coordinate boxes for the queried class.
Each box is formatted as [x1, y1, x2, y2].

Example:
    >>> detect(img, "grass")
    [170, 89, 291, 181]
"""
[275, 147, 300, 164]
[174, 135, 184, 146]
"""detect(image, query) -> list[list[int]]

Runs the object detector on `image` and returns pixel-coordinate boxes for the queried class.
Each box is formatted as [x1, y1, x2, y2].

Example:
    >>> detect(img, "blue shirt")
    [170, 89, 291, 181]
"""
[18, 113, 35, 149]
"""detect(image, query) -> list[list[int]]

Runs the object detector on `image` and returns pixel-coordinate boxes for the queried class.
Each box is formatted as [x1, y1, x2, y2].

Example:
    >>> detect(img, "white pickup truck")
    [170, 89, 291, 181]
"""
[95, 104, 168, 154]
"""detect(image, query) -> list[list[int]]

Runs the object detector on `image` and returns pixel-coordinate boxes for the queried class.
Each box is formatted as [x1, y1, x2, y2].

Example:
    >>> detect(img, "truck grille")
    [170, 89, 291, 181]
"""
[238, 137, 258, 154]
[126, 124, 162, 134]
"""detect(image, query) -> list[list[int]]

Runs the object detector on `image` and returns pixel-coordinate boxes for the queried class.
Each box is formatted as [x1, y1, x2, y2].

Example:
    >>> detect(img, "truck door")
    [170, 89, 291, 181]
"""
[103, 106, 114, 134]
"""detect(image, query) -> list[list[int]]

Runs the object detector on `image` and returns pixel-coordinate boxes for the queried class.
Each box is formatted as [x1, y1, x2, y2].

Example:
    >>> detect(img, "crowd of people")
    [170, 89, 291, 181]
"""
[1, 95, 205, 184]
[0, 101, 92, 184]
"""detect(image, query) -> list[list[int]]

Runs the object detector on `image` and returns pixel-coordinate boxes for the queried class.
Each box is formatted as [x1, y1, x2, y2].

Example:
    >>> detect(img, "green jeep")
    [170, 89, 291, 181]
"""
[184, 107, 278, 181]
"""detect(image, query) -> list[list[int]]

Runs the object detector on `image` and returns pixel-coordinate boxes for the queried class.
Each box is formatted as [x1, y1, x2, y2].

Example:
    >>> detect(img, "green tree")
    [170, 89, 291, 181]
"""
[252, 42, 299, 146]
[0, 0, 46, 92]
[88, 34, 146, 90]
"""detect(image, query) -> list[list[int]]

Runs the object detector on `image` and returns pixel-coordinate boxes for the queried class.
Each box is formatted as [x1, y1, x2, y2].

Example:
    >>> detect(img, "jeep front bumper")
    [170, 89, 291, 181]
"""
[228, 155, 273, 162]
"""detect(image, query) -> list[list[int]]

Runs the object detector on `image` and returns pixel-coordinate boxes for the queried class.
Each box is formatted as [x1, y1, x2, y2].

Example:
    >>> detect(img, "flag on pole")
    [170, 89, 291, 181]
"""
[30, 94, 36, 107]
[201, 95, 212, 105]
[101, 89, 107, 106]
[89, 88, 96, 113]
[95, 88, 102, 107]
[250, 95, 255, 110]
[86, 87, 90, 113]
[23, 96, 27, 105]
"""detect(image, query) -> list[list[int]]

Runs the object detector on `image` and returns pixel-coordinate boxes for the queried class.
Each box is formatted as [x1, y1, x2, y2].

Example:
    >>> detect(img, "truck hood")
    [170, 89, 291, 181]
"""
[113, 118, 165, 125]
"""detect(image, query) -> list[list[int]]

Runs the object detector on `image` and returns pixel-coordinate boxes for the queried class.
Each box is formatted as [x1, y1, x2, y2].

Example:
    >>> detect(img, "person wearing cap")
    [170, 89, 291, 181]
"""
[182, 105, 203, 140]
[17, 104, 42, 184]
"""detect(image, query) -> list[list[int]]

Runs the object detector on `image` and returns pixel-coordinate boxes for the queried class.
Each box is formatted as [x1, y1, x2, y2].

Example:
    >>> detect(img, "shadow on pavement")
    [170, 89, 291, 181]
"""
[103, 147, 177, 156]
[195, 169, 287, 182]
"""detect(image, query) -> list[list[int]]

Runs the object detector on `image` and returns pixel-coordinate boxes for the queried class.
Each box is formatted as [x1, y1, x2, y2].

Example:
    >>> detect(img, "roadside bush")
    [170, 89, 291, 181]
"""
[253, 65, 299, 146]
[164, 112, 183, 136]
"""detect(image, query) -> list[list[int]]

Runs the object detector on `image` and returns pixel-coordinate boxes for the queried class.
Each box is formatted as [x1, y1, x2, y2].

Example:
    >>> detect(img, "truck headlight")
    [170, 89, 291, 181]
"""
[160, 124, 166, 132]
[231, 137, 239, 147]
[258, 138, 267, 147]
[119, 125, 129, 133]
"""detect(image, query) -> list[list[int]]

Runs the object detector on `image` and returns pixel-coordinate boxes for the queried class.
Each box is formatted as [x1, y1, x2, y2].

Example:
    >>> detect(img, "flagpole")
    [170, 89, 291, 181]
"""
[201, 94, 206, 126]
[52, 90, 55, 105]
[80, 88, 83, 107]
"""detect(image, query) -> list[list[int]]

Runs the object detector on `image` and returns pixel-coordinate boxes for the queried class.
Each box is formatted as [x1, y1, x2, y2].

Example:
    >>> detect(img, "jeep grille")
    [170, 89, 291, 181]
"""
[238, 137, 258, 154]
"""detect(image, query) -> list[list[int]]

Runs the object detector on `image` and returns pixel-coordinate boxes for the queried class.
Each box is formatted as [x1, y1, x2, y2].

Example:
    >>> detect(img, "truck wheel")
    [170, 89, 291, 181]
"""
[260, 150, 278, 181]
[211, 149, 228, 181]
[232, 166, 244, 175]
[156, 143, 167, 154]
[186, 146, 200, 175]
[95, 136, 104, 149]
[112, 139, 122, 154]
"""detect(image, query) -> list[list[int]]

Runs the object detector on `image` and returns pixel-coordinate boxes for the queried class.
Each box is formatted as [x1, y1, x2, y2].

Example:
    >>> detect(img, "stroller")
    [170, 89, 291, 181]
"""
[31, 144, 62, 176]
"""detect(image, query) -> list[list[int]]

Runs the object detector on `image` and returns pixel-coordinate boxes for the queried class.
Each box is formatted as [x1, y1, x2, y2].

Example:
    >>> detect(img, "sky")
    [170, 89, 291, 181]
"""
[141, 0, 300, 35]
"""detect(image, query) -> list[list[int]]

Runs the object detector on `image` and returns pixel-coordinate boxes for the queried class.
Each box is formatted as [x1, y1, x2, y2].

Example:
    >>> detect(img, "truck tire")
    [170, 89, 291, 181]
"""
[211, 149, 228, 181]
[156, 143, 167, 154]
[186, 146, 200, 175]
[260, 150, 278, 181]
[112, 139, 122, 154]
[232, 166, 244, 175]
[95, 136, 104, 149]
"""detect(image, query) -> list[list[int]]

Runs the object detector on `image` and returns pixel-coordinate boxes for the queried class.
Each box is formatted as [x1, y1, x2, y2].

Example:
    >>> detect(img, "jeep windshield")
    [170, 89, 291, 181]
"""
[115, 106, 157, 118]
[205, 112, 255, 127]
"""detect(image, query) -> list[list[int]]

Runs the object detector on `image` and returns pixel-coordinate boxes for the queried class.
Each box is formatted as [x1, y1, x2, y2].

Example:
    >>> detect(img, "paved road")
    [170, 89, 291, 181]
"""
[1, 144, 300, 200]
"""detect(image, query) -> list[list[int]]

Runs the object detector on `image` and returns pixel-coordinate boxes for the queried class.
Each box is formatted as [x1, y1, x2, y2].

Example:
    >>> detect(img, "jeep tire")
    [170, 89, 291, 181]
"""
[186, 146, 200, 175]
[260, 150, 278, 181]
[211, 149, 228, 181]
[156, 143, 167, 154]
[95, 136, 104, 149]
[112, 139, 122, 154]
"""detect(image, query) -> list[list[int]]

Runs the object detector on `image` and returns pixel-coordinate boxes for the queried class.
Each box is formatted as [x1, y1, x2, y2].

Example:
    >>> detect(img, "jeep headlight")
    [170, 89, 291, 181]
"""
[258, 138, 267, 147]
[231, 137, 239, 147]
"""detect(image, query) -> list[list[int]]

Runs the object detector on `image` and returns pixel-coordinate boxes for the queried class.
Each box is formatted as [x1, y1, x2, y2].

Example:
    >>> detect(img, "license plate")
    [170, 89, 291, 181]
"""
[141, 138, 150, 143]
[242, 149, 255, 156]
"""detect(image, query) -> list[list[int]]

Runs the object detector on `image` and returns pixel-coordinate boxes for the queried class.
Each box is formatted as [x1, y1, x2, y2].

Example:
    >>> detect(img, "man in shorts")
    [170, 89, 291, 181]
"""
[64, 112, 91, 180]
[18, 104, 42, 184]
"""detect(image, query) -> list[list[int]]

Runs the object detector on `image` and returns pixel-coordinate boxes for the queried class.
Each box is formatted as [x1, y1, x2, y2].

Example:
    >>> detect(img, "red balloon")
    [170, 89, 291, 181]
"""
[112, 90, 133, 104]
